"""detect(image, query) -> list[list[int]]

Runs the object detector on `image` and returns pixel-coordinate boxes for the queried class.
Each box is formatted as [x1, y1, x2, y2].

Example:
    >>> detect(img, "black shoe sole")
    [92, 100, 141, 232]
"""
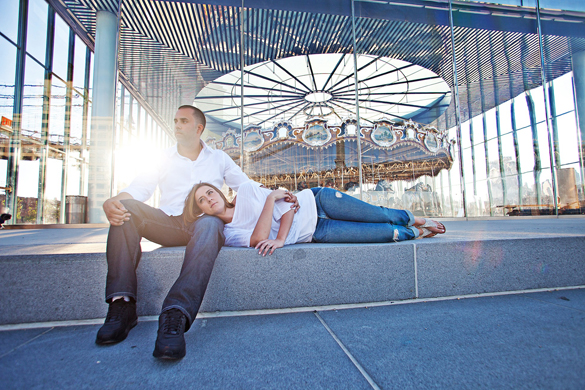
[152, 344, 186, 360]
[95, 319, 138, 345]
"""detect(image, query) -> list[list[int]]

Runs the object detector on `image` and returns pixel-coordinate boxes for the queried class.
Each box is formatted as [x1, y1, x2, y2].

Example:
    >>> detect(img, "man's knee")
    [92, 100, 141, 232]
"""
[119, 199, 153, 216]
[193, 216, 224, 234]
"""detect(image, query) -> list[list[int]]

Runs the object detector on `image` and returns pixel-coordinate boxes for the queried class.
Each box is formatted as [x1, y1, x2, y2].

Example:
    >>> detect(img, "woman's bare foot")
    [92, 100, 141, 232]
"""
[413, 218, 446, 237]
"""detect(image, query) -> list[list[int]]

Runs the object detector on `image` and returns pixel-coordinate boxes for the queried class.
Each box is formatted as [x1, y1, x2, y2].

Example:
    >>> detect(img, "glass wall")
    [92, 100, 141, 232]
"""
[0, 0, 173, 224]
[3, 0, 585, 224]
[187, 0, 584, 218]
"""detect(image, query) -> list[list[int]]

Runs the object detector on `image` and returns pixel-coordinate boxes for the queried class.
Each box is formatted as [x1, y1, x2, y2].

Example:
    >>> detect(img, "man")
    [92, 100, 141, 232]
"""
[96, 105, 296, 360]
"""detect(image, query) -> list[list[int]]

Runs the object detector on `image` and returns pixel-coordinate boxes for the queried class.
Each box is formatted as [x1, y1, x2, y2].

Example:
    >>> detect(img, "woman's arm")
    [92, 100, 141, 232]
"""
[249, 189, 294, 248]
[255, 210, 294, 256]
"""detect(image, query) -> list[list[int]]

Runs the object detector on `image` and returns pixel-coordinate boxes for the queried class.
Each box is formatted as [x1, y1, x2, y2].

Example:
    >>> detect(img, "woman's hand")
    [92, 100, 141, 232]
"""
[255, 238, 285, 256]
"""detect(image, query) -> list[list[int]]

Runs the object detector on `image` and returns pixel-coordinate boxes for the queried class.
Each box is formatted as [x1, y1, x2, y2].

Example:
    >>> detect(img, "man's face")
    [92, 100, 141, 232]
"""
[174, 107, 203, 146]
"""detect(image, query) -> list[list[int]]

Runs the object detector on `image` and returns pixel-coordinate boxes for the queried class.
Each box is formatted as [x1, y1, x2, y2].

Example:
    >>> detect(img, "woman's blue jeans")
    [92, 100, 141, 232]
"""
[311, 188, 419, 243]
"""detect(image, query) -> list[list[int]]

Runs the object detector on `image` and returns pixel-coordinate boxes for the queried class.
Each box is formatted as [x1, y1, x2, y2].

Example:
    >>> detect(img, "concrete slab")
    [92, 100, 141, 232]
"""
[1, 217, 584, 325]
[416, 237, 585, 297]
[0, 312, 370, 390]
[317, 288, 585, 389]
[0, 289, 583, 389]
[200, 243, 415, 312]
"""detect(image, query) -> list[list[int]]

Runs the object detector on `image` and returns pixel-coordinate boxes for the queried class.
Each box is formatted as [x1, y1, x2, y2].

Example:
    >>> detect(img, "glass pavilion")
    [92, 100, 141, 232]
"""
[1, 0, 584, 224]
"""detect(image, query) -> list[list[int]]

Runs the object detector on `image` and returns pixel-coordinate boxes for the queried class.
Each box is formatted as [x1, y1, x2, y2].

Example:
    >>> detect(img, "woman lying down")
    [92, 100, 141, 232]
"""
[183, 181, 446, 256]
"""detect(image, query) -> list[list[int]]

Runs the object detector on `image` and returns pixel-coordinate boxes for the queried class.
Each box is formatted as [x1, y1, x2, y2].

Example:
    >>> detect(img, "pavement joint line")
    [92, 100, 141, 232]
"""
[0, 327, 54, 359]
[413, 243, 418, 298]
[1, 285, 584, 332]
[314, 311, 380, 390]
[519, 294, 585, 312]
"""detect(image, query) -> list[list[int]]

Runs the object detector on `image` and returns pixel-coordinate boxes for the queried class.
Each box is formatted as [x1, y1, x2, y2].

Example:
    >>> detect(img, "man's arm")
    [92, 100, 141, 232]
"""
[103, 192, 134, 226]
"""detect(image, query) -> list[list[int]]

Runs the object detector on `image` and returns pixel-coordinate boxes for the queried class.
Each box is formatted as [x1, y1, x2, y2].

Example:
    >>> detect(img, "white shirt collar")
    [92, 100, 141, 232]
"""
[172, 139, 210, 160]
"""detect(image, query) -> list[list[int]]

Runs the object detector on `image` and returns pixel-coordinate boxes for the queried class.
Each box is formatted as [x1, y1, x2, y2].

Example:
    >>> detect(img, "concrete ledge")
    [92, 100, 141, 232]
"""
[416, 237, 585, 297]
[0, 236, 584, 325]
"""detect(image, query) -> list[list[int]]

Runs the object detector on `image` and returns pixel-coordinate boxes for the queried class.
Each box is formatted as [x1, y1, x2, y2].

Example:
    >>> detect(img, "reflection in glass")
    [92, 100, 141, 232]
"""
[1, 0, 20, 42]
[0, 36, 17, 122]
[26, 0, 48, 64]
[49, 77, 67, 137]
[70, 91, 84, 144]
[53, 14, 70, 79]
[43, 157, 63, 223]
[21, 55, 45, 139]
[16, 160, 40, 223]
[73, 36, 87, 93]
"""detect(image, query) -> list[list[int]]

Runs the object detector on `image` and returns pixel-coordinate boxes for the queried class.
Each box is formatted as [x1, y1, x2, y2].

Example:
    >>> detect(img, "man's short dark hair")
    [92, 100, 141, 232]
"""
[178, 105, 206, 130]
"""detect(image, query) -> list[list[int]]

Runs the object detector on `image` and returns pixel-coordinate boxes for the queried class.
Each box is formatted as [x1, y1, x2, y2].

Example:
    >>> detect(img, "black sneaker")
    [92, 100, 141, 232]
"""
[152, 309, 187, 360]
[95, 299, 138, 345]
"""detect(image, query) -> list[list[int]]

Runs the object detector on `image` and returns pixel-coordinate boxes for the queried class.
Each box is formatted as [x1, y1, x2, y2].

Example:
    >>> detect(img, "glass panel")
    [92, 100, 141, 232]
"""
[513, 95, 531, 130]
[72, 36, 87, 93]
[471, 116, 484, 145]
[552, 73, 575, 116]
[540, 10, 585, 215]
[0, 160, 7, 191]
[1, 0, 20, 42]
[537, 122, 551, 170]
[88, 52, 93, 98]
[556, 113, 579, 166]
[26, 0, 48, 64]
[52, 14, 70, 79]
[530, 87, 546, 125]
[70, 89, 84, 141]
[16, 160, 39, 223]
[460, 122, 471, 150]
[0, 36, 17, 124]
[43, 156, 63, 223]
[49, 77, 66, 138]
[66, 154, 82, 196]
[516, 128, 535, 174]
[485, 109, 498, 141]
[352, 1, 454, 216]
[21, 55, 45, 140]
[501, 132, 520, 205]
[452, 1, 544, 216]
[86, 100, 92, 143]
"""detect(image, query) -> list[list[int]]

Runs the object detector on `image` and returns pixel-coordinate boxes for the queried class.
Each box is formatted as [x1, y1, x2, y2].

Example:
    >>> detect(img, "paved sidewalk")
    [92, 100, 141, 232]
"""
[1, 288, 584, 389]
[1, 217, 584, 256]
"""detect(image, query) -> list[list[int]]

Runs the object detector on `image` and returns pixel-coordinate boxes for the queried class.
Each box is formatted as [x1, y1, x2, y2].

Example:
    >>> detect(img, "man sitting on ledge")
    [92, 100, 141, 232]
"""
[96, 105, 297, 360]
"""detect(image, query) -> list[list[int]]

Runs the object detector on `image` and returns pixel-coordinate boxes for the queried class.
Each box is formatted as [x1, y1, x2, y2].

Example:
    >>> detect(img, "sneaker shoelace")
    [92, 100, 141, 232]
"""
[162, 309, 185, 335]
[105, 300, 128, 322]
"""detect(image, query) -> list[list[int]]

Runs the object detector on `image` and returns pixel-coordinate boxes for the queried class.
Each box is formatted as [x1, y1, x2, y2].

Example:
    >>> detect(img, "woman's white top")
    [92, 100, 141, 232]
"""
[224, 181, 318, 247]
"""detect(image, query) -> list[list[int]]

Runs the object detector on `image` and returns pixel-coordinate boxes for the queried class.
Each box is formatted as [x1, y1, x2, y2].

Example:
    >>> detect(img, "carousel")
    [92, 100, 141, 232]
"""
[197, 53, 454, 212]
[205, 117, 453, 192]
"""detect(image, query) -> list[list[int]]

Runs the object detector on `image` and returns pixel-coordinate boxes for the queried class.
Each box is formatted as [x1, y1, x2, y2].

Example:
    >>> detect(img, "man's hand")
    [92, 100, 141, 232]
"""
[103, 193, 133, 226]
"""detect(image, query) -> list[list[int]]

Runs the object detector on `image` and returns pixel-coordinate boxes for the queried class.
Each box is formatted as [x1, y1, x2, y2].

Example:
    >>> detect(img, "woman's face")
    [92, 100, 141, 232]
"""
[194, 185, 226, 216]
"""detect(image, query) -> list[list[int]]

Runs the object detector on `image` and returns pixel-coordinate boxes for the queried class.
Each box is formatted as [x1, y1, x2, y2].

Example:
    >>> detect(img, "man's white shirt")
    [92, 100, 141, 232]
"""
[121, 140, 252, 216]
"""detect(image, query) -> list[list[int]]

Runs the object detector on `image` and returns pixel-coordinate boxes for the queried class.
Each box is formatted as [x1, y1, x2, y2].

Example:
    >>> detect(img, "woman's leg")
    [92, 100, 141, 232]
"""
[313, 218, 419, 243]
[312, 187, 414, 226]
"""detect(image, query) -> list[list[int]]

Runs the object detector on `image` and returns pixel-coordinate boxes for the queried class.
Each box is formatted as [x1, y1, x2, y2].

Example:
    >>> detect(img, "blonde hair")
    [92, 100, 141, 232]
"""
[183, 182, 234, 225]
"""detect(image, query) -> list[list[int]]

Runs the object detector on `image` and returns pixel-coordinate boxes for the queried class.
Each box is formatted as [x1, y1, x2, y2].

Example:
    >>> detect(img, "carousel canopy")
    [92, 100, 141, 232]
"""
[205, 118, 453, 186]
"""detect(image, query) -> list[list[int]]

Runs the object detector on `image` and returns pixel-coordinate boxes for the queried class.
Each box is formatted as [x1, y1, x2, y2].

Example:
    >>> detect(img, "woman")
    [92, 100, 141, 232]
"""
[183, 181, 446, 256]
